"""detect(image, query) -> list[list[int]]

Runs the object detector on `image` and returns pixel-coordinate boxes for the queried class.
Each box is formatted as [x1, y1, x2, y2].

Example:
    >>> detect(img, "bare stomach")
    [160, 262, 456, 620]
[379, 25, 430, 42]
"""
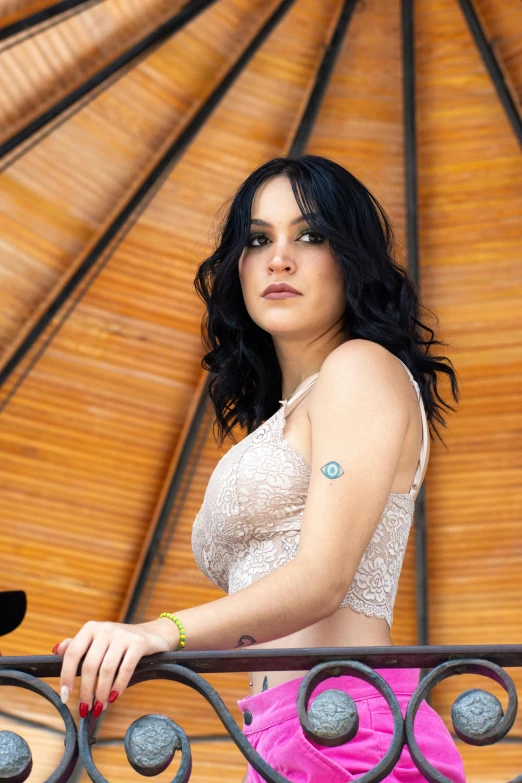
[247, 605, 394, 696]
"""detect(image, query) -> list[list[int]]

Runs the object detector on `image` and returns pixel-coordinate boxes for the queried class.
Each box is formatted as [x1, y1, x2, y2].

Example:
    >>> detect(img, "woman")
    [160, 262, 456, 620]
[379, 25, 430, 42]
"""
[54, 155, 466, 782]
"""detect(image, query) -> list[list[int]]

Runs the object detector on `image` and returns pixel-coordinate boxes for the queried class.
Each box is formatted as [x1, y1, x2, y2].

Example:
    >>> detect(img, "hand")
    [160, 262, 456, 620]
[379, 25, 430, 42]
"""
[54, 619, 177, 718]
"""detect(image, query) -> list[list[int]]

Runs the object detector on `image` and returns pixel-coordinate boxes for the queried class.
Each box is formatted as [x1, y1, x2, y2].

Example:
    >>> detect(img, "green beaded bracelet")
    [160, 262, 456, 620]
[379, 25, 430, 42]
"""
[159, 612, 186, 651]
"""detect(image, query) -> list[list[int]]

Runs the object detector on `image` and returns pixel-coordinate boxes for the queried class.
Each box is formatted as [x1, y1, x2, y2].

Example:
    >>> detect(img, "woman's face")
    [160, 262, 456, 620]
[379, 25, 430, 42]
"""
[238, 175, 346, 340]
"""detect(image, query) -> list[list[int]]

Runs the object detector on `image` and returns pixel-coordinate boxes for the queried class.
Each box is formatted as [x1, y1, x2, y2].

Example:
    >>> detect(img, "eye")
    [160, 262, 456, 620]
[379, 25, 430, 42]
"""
[245, 230, 325, 248]
[321, 461, 344, 479]
[246, 233, 268, 247]
[300, 231, 325, 244]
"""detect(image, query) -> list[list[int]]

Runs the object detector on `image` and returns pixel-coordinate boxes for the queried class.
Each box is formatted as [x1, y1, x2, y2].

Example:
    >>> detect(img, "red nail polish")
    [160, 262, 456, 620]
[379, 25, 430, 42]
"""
[79, 702, 89, 718]
[108, 690, 119, 703]
[52, 644, 60, 655]
[93, 700, 103, 718]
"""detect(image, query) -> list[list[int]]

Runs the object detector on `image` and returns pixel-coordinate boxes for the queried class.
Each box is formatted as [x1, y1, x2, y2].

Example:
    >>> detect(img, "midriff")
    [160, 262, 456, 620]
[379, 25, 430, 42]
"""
[246, 604, 393, 696]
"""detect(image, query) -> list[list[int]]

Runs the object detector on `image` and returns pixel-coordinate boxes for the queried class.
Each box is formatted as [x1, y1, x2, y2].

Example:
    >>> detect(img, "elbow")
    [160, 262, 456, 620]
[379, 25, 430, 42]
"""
[319, 574, 351, 618]
[294, 557, 345, 619]
[324, 580, 345, 616]
[320, 583, 345, 619]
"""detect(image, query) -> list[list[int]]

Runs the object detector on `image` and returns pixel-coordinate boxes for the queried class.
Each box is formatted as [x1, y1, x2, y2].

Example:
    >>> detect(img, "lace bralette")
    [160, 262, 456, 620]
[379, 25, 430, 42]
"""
[191, 357, 428, 627]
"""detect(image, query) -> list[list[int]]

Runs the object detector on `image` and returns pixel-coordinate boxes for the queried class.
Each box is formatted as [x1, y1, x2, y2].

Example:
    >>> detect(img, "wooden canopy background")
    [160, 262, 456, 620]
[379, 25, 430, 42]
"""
[0, 0, 520, 780]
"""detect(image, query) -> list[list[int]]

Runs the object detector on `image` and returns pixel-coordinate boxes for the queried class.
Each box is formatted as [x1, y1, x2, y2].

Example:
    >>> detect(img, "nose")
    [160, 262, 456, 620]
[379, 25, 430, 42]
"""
[268, 241, 295, 271]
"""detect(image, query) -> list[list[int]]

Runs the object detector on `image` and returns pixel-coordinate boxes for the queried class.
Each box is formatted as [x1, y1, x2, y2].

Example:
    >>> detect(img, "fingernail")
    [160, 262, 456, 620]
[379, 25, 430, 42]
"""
[60, 685, 69, 704]
[108, 690, 119, 703]
[79, 702, 89, 718]
[93, 700, 103, 718]
[52, 644, 60, 655]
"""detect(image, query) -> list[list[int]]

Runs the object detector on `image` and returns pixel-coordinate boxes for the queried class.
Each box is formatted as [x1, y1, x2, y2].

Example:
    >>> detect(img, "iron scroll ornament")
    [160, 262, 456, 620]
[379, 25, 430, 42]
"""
[78, 661, 296, 783]
[296, 658, 521, 783]
[404, 658, 521, 783]
[295, 659, 405, 782]
[0, 657, 521, 782]
[0, 668, 78, 783]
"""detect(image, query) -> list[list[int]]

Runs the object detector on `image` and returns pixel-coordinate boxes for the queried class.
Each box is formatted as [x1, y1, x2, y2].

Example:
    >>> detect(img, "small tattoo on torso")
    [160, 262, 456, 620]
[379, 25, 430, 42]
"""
[262, 676, 268, 691]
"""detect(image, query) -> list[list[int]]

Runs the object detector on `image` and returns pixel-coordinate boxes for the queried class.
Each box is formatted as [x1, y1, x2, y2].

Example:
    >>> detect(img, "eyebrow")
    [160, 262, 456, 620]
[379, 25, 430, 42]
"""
[250, 213, 317, 227]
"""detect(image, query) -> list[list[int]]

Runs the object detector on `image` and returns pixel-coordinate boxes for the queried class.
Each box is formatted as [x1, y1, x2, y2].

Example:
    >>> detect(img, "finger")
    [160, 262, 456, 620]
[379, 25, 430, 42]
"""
[90, 639, 129, 713]
[52, 638, 73, 656]
[59, 622, 97, 705]
[77, 634, 112, 715]
[107, 639, 147, 705]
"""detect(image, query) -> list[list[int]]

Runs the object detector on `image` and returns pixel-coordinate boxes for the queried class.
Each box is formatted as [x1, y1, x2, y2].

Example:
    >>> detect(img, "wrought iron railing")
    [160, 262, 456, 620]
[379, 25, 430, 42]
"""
[0, 644, 521, 782]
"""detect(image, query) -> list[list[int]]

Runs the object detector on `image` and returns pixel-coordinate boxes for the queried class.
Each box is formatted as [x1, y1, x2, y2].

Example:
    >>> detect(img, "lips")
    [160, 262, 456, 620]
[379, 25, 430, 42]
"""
[262, 284, 301, 296]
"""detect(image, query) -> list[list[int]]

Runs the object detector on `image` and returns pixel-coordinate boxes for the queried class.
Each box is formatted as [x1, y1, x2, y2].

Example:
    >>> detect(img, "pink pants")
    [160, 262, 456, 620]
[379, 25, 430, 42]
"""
[237, 667, 467, 782]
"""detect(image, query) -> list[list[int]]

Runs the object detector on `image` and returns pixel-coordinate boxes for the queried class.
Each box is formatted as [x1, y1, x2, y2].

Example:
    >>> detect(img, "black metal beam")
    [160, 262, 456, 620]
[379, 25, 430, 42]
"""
[288, 0, 358, 157]
[122, 386, 212, 623]
[402, 0, 430, 673]
[0, 0, 299, 403]
[0, 0, 220, 161]
[0, 0, 102, 43]
[457, 0, 522, 150]
[402, 0, 419, 292]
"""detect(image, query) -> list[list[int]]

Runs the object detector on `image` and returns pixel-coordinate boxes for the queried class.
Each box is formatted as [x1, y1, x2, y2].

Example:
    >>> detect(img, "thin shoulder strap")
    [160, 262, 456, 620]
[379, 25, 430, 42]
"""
[394, 357, 429, 497]
[279, 373, 320, 417]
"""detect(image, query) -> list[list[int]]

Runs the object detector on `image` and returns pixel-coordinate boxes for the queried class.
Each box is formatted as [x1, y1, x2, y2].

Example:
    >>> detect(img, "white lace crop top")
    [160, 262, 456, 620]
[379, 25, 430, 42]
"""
[191, 356, 429, 628]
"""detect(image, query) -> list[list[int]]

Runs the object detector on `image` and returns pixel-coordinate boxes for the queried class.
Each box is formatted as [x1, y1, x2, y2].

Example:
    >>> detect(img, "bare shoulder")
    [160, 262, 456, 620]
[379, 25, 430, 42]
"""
[321, 338, 409, 386]
[309, 339, 413, 422]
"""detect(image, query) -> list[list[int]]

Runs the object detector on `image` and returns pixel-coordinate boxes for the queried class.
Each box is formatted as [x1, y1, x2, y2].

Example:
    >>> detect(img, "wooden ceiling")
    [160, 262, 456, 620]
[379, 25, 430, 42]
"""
[0, 0, 521, 780]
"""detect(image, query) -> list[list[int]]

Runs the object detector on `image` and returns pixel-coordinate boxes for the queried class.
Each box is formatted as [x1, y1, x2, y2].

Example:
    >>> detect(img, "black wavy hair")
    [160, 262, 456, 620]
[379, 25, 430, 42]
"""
[194, 154, 459, 448]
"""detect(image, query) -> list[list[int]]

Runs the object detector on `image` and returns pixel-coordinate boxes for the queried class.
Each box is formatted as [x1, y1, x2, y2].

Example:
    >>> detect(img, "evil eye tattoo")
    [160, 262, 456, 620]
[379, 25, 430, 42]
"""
[321, 461, 344, 479]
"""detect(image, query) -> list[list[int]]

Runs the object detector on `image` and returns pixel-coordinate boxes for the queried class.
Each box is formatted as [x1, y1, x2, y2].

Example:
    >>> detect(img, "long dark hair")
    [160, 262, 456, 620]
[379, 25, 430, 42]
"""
[194, 154, 459, 448]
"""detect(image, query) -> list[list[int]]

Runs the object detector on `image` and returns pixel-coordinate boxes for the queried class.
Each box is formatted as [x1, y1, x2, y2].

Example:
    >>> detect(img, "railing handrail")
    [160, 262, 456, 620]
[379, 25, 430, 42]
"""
[1, 643, 522, 677]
